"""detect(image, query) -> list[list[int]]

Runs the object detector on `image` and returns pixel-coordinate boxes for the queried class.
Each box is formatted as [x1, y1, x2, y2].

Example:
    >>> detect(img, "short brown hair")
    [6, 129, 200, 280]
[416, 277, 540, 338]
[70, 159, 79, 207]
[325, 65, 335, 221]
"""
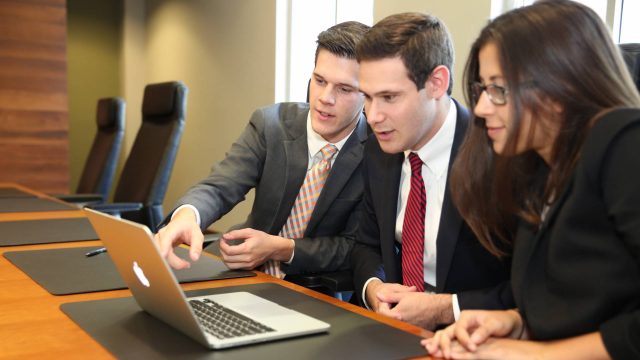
[315, 21, 370, 64]
[356, 12, 454, 95]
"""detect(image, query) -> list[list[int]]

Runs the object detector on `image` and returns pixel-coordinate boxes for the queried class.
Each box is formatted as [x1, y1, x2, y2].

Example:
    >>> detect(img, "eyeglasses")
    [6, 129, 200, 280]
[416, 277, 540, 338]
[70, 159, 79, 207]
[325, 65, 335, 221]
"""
[471, 82, 508, 105]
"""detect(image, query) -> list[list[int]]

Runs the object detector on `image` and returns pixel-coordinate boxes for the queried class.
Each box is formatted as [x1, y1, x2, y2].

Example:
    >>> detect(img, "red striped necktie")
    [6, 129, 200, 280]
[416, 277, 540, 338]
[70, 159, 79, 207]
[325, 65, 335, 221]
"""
[402, 152, 425, 292]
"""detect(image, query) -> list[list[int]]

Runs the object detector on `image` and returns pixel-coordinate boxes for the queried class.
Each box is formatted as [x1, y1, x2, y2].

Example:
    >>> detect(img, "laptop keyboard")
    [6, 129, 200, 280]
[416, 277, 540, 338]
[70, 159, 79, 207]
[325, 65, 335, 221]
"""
[189, 298, 275, 339]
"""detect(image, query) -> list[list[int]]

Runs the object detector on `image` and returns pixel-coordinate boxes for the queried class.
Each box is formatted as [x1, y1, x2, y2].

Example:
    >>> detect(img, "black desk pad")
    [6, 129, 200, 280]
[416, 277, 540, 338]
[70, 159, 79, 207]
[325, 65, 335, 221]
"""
[0, 218, 98, 247]
[4, 246, 255, 295]
[0, 187, 36, 198]
[0, 197, 75, 213]
[60, 282, 425, 359]
[204, 238, 222, 256]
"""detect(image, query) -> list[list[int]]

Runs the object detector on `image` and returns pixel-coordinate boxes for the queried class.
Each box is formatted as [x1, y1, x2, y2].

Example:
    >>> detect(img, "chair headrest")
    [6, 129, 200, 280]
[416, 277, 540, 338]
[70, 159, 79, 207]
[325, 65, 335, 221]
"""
[620, 43, 640, 91]
[96, 97, 125, 130]
[142, 81, 186, 119]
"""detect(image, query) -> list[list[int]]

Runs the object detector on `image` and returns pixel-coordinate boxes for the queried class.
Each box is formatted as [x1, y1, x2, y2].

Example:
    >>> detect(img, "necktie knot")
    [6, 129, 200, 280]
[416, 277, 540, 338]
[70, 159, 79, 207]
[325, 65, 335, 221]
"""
[320, 144, 338, 161]
[408, 152, 422, 173]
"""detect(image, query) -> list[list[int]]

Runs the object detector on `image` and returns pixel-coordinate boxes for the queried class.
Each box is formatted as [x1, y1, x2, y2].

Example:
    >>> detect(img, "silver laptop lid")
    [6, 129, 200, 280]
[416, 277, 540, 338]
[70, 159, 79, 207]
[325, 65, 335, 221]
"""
[84, 208, 330, 349]
[84, 208, 210, 346]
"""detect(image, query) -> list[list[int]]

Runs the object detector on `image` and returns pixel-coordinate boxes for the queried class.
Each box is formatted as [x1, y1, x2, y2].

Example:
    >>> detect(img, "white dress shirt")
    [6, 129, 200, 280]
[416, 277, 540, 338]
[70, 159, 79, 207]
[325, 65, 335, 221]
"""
[363, 100, 462, 319]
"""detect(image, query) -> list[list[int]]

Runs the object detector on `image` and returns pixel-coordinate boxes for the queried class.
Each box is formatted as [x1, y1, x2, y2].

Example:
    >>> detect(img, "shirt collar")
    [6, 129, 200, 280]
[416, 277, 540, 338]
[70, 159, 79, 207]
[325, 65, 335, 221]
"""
[404, 99, 456, 177]
[306, 111, 354, 157]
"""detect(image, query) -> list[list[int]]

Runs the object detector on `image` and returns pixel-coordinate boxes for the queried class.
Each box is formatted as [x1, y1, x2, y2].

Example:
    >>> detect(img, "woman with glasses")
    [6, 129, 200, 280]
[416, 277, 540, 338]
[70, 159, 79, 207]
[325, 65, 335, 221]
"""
[423, 1, 640, 359]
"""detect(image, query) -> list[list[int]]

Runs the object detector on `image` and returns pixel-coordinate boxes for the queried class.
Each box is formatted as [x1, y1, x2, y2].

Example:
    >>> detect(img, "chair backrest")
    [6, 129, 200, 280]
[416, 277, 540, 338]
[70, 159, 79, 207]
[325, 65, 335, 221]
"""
[76, 97, 125, 199]
[620, 43, 640, 91]
[113, 81, 188, 229]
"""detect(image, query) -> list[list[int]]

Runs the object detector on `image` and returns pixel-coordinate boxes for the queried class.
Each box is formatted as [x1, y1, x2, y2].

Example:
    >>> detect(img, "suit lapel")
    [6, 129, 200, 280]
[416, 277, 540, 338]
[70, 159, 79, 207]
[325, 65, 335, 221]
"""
[270, 111, 309, 234]
[512, 173, 574, 308]
[524, 173, 575, 259]
[384, 151, 404, 281]
[305, 114, 367, 234]
[436, 100, 469, 292]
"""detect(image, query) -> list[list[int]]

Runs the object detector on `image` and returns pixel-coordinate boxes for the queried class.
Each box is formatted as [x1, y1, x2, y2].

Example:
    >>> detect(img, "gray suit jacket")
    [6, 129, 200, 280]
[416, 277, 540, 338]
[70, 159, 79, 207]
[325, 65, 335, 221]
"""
[172, 102, 369, 274]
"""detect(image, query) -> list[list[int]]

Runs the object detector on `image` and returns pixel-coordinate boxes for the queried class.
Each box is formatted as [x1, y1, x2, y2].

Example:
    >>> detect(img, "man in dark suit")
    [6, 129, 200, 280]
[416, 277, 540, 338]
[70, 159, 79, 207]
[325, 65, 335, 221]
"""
[156, 21, 370, 277]
[352, 13, 511, 330]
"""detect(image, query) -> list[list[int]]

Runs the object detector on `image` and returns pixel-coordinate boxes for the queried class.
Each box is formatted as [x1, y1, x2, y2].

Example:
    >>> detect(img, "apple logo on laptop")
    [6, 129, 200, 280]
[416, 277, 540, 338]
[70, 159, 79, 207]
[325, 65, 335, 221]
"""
[132, 261, 150, 287]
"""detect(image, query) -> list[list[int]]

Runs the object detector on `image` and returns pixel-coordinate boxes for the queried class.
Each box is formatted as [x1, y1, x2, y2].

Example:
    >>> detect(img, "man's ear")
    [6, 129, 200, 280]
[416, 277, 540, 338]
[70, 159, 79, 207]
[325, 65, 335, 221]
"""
[424, 65, 450, 99]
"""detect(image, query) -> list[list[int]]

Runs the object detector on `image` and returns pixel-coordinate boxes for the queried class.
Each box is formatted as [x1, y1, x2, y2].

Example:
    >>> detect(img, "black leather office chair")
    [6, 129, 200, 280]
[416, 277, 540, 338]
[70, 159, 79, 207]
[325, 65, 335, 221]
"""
[56, 98, 125, 204]
[620, 43, 640, 91]
[90, 81, 188, 231]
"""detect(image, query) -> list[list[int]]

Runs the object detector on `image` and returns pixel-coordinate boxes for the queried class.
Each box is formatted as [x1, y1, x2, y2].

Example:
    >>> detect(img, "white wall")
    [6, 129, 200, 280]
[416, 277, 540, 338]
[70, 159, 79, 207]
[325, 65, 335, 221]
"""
[67, 0, 123, 194]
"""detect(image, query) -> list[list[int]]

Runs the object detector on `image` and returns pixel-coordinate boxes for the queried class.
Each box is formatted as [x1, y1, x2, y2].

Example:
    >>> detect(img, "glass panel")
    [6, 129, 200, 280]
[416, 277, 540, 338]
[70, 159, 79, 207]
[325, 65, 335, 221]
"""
[619, 0, 640, 43]
[275, 0, 373, 103]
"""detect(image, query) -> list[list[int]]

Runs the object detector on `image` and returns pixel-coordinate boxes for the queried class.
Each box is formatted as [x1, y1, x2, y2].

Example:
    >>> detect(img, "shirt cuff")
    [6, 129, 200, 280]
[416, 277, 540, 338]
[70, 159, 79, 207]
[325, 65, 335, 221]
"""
[362, 279, 460, 318]
[172, 204, 201, 227]
[362, 277, 382, 310]
[283, 239, 295, 264]
[452, 293, 461, 320]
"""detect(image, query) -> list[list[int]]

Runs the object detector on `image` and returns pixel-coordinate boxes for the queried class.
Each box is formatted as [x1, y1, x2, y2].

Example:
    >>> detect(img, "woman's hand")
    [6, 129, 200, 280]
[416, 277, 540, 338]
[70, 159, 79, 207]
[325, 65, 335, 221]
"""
[422, 309, 524, 358]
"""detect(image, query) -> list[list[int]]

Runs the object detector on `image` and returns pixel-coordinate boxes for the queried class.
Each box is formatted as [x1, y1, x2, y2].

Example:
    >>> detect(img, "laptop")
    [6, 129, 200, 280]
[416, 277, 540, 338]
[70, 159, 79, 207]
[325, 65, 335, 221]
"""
[83, 208, 330, 349]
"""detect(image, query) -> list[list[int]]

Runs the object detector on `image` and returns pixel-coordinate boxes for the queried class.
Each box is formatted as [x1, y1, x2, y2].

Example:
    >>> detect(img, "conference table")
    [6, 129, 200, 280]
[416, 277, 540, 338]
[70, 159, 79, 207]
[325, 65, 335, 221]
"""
[0, 183, 433, 359]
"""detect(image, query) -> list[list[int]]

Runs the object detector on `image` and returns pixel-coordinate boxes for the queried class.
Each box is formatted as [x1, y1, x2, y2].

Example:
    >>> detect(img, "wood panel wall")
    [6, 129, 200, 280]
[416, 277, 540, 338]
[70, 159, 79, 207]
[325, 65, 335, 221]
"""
[0, 0, 69, 193]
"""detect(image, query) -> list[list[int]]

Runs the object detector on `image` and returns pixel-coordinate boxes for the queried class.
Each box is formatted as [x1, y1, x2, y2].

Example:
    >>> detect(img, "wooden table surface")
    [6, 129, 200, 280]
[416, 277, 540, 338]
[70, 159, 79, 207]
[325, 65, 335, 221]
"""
[0, 183, 433, 359]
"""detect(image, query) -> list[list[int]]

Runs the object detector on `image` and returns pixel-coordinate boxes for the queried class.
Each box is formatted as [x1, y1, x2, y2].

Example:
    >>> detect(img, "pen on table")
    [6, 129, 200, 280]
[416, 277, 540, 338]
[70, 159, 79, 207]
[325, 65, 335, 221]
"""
[85, 247, 107, 257]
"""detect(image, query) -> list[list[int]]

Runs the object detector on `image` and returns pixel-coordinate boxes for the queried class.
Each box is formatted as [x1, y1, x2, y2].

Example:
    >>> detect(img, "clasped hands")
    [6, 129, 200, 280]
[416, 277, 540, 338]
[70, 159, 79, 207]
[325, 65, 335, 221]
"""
[422, 309, 534, 359]
[366, 280, 454, 330]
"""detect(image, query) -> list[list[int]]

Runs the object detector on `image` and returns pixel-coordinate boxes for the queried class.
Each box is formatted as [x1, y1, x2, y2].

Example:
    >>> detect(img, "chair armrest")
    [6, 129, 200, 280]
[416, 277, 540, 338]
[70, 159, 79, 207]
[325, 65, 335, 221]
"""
[284, 273, 324, 289]
[87, 202, 144, 215]
[319, 270, 354, 292]
[285, 271, 354, 293]
[52, 193, 104, 204]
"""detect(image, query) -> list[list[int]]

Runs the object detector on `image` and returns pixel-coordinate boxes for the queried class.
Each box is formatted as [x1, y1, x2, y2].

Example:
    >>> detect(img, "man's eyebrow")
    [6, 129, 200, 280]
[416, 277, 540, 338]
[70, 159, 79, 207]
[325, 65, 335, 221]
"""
[371, 90, 401, 97]
[313, 73, 357, 89]
[336, 82, 357, 89]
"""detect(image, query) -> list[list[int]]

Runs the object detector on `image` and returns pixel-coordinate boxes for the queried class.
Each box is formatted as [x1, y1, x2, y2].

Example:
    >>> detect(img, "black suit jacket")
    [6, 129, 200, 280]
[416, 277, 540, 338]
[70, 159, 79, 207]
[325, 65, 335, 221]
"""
[512, 108, 640, 359]
[351, 99, 512, 310]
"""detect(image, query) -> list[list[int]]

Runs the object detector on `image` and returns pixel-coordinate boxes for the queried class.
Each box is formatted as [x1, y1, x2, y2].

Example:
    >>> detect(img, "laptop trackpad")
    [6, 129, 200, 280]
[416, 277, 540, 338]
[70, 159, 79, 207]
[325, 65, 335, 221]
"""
[195, 292, 326, 330]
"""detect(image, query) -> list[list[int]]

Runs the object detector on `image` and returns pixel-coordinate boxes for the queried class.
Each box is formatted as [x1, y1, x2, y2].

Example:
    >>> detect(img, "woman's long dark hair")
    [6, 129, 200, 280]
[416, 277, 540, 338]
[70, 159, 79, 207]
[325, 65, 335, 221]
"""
[450, 0, 640, 257]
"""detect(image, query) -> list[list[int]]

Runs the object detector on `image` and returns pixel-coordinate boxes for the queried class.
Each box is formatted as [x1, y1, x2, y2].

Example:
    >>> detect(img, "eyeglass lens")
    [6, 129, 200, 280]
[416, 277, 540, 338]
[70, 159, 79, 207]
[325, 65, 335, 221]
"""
[472, 83, 507, 105]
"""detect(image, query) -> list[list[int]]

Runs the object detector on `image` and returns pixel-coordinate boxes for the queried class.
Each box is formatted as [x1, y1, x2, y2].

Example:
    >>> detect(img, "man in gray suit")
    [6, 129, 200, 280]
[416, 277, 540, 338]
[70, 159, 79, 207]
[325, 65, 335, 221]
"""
[157, 21, 370, 278]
